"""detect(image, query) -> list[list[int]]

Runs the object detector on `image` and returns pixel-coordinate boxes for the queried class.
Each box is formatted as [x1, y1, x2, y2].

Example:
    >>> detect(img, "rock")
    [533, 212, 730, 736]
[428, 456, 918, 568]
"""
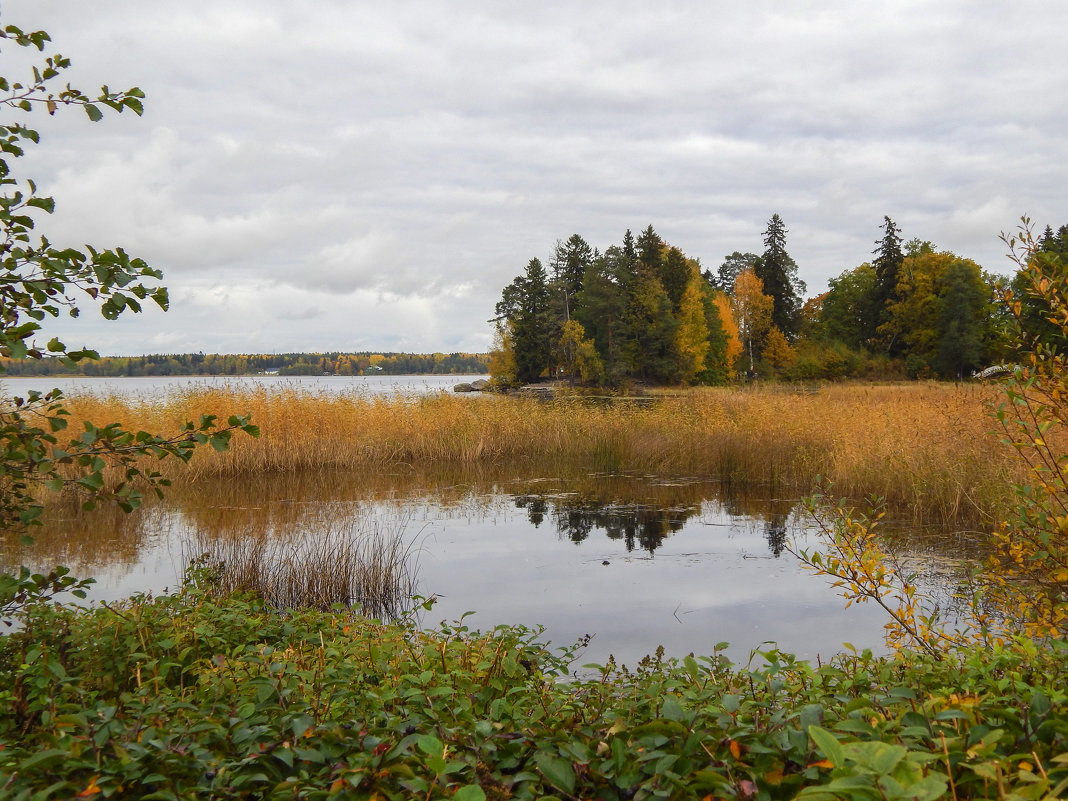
[470, 378, 490, 391]
[453, 382, 475, 393]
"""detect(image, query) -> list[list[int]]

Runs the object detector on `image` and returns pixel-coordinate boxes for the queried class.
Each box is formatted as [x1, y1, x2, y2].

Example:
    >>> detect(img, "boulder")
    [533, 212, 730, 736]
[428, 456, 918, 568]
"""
[470, 379, 490, 391]
[453, 382, 475, 393]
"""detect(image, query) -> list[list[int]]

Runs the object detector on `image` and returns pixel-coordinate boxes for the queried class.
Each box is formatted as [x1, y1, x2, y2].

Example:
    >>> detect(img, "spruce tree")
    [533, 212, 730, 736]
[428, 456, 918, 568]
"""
[494, 258, 553, 383]
[869, 216, 905, 350]
[755, 214, 805, 339]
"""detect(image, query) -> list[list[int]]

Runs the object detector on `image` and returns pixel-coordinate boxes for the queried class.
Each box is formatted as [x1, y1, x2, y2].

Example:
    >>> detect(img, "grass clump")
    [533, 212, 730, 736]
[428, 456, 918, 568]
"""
[2, 583, 1067, 799]
[183, 517, 419, 621]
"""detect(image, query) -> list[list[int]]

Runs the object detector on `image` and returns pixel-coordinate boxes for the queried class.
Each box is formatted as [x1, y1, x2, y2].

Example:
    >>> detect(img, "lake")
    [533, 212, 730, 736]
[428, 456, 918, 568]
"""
[2, 375, 967, 668]
[0, 373, 475, 399]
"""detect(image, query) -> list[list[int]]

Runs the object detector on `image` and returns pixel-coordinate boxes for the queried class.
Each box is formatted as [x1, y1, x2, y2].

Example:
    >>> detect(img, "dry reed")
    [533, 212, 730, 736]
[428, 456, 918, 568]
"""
[183, 517, 419, 620]
[59, 381, 1020, 525]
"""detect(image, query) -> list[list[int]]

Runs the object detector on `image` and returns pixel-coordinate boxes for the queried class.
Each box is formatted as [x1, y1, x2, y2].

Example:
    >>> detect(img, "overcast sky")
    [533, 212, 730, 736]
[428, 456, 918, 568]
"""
[6, 1, 1067, 356]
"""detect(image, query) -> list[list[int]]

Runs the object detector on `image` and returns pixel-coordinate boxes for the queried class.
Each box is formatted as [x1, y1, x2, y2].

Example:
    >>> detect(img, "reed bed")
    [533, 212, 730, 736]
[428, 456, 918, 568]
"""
[183, 517, 419, 620]
[61, 381, 1021, 525]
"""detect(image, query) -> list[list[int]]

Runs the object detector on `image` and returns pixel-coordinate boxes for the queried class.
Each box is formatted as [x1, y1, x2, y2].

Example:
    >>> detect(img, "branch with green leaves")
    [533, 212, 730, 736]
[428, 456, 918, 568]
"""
[2, 388, 259, 541]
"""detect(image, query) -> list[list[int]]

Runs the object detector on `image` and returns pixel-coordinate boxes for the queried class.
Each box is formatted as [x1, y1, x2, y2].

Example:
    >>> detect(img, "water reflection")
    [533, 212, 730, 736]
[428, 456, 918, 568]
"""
[513, 480, 796, 558]
[2, 465, 979, 666]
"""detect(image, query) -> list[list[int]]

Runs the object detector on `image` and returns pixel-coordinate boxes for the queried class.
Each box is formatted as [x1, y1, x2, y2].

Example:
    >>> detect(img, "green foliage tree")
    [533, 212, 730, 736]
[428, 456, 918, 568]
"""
[867, 216, 905, 349]
[935, 259, 989, 378]
[713, 251, 759, 295]
[494, 258, 553, 383]
[549, 233, 592, 302]
[0, 20, 257, 622]
[660, 245, 691, 311]
[881, 250, 996, 378]
[755, 214, 805, 339]
[795, 219, 1068, 656]
[623, 270, 680, 383]
[574, 251, 627, 382]
[816, 263, 876, 350]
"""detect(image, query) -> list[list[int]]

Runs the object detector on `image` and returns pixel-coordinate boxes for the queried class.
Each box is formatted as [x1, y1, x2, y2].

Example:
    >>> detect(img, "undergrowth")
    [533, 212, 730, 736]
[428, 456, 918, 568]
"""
[1, 578, 1066, 800]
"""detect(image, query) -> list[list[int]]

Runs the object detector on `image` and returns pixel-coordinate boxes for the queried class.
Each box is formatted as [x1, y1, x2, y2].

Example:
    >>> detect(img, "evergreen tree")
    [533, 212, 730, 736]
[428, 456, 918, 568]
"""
[494, 258, 553, 383]
[575, 252, 627, 382]
[755, 214, 805, 338]
[550, 234, 593, 302]
[869, 216, 905, 350]
[660, 246, 691, 311]
[936, 259, 989, 379]
[636, 225, 663, 275]
[623, 271, 679, 383]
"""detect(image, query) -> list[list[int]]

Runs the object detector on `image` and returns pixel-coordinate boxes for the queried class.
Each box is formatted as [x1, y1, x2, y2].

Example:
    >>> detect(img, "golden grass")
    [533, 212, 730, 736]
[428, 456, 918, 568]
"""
[59, 382, 1020, 526]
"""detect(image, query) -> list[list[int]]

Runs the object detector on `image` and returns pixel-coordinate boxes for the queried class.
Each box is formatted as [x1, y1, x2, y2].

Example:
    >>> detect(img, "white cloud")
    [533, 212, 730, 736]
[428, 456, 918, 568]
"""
[5, 0, 1067, 353]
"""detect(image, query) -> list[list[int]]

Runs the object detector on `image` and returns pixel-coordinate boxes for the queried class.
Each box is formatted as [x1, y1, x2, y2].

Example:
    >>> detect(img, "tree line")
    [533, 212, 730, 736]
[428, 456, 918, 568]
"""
[0, 351, 489, 377]
[490, 217, 1068, 385]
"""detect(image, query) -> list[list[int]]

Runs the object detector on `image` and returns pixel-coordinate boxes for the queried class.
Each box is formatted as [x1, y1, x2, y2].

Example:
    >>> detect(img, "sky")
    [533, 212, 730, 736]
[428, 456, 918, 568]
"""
[5, 1, 1067, 356]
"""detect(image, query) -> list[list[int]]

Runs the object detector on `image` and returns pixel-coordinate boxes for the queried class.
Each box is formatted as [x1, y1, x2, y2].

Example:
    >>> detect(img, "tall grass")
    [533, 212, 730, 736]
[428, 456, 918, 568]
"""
[183, 517, 419, 620]
[60, 381, 1019, 525]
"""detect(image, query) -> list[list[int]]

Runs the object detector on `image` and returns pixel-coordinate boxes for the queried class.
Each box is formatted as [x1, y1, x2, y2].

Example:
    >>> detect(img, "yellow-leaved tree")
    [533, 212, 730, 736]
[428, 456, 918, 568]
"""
[674, 276, 711, 384]
[731, 268, 773, 376]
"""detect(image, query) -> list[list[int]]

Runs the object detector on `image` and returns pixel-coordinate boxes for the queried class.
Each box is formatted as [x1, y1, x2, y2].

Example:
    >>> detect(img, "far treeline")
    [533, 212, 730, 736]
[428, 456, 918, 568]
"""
[490, 216, 1068, 385]
[0, 351, 489, 378]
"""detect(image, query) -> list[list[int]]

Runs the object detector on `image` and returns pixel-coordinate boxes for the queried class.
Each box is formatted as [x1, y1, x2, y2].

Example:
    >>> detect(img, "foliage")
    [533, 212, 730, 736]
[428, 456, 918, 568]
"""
[4, 582, 1068, 799]
[868, 216, 906, 350]
[495, 258, 553, 383]
[755, 214, 806, 340]
[984, 219, 1068, 640]
[731, 267, 774, 376]
[492, 227, 733, 388]
[0, 18, 257, 622]
[554, 319, 604, 386]
[795, 219, 1068, 660]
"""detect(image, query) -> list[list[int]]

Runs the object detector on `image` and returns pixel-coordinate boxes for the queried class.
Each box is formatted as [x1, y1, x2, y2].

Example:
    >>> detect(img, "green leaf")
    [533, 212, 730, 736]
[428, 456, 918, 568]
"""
[26, 196, 55, 213]
[808, 725, 846, 769]
[83, 103, 103, 122]
[416, 734, 443, 757]
[454, 786, 486, 801]
[535, 754, 575, 795]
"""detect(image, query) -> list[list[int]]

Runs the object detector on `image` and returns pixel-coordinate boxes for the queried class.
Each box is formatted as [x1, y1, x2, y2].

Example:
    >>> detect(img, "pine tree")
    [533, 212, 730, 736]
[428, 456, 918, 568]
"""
[636, 225, 663, 275]
[755, 214, 805, 338]
[494, 258, 553, 383]
[550, 234, 593, 301]
[869, 216, 905, 350]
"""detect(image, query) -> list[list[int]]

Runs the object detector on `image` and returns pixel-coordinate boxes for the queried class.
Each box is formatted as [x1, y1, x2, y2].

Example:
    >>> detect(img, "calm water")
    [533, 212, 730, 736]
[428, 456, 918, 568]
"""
[0, 373, 478, 399]
[2, 375, 966, 668]
[6, 466, 966, 669]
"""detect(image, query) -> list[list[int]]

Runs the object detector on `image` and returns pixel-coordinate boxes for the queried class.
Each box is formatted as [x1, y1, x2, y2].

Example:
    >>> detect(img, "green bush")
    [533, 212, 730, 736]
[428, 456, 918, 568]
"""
[3, 579, 1068, 800]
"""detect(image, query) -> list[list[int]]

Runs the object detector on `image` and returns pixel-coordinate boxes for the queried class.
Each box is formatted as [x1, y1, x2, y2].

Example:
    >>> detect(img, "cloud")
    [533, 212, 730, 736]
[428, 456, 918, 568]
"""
[7, 0, 1068, 353]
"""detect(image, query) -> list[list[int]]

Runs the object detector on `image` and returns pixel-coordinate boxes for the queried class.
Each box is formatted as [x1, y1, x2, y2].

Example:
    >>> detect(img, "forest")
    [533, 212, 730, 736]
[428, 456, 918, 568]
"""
[490, 215, 1068, 385]
[0, 350, 489, 377]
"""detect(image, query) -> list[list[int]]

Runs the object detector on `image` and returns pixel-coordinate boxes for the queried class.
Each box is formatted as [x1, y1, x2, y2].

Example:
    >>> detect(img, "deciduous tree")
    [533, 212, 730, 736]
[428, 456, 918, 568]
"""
[731, 267, 773, 376]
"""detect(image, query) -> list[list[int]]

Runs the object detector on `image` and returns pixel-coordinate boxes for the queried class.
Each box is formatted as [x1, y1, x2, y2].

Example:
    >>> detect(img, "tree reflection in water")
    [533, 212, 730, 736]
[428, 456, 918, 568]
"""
[513, 488, 797, 557]
[514, 495, 693, 554]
